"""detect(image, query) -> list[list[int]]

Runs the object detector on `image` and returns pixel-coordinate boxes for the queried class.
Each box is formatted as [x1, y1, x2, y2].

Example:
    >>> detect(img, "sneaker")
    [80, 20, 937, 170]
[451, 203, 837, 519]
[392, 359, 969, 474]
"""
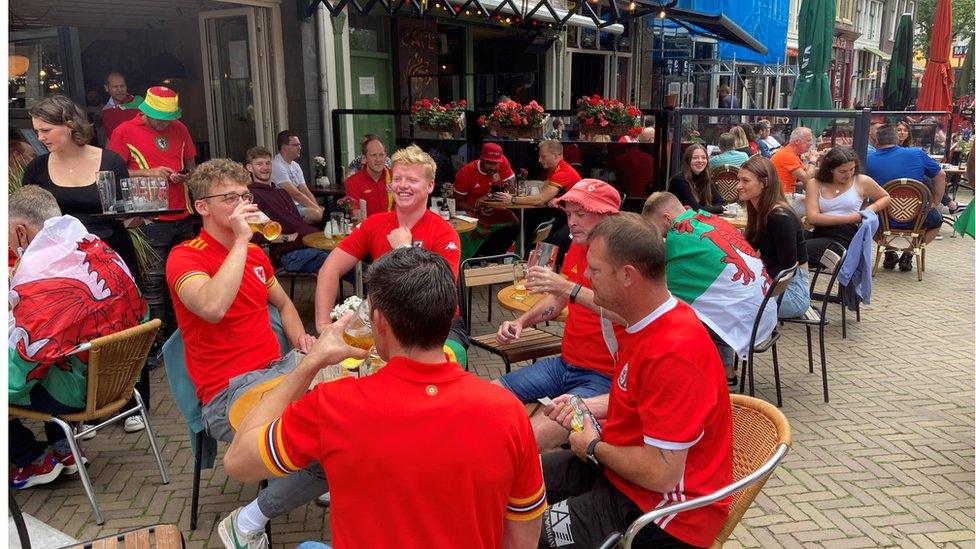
[218, 507, 269, 549]
[726, 375, 738, 389]
[882, 251, 899, 270]
[10, 451, 64, 489]
[315, 491, 331, 507]
[124, 415, 146, 433]
[51, 447, 89, 475]
[898, 252, 914, 272]
[76, 423, 97, 441]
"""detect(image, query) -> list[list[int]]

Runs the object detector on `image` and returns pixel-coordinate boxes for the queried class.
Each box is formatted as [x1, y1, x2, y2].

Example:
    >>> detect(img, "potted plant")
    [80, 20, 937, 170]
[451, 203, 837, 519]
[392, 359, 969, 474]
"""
[478, 100, 548, 140]
[576, 94, 642, 138]
[410, 98, 467, 134]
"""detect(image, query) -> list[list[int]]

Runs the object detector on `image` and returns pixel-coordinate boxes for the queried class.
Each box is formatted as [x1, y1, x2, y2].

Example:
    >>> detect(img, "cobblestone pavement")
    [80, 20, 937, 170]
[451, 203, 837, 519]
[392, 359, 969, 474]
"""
[12, 208, 975, 548]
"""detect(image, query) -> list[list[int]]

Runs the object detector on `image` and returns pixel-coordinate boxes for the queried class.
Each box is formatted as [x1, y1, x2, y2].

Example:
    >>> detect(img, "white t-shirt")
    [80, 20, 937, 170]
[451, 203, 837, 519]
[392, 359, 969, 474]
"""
[272, 153, 307, 191]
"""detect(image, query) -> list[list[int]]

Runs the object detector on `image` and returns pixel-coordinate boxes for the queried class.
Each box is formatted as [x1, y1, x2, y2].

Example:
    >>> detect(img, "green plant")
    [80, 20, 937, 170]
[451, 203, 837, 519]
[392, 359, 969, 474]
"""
[128, 227, 160, 273]
[9, 163, 24, 194]
[477, 100, 547, 129]
[575, 94, 642, 130]
[410, 98, 467, 130]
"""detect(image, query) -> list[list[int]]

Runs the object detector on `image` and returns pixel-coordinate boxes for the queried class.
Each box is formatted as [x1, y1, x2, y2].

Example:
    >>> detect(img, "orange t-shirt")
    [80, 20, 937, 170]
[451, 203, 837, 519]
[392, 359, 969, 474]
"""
[770, 147, 804, 194]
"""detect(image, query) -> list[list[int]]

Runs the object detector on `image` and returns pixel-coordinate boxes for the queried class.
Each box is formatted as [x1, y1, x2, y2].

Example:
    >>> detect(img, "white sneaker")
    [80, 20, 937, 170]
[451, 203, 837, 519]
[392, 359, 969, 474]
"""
[218, 507, 269, 549]
[124, 415, 145, 433]
[315, 491, 331, 507]
[76, 424, 97, 441]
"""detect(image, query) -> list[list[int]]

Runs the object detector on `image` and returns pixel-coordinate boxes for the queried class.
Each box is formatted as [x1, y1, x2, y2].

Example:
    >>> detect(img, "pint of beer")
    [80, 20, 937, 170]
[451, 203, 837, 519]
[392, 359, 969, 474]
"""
[342, 298, 374, 351]
[512, 261, 528, 301]
[247, 212, 282, 241]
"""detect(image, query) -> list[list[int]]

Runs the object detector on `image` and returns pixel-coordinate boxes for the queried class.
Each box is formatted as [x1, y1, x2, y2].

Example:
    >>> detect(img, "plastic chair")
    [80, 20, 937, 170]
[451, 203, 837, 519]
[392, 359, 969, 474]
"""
[874, 178, 931, 281]
[710, 165, 741, 203]
[599, 394, 792, 549]
[458, 254, 562, 373]
[9, 320, 168, 525]
[781, 244, 847, 403]
[737, 264, 797, 407]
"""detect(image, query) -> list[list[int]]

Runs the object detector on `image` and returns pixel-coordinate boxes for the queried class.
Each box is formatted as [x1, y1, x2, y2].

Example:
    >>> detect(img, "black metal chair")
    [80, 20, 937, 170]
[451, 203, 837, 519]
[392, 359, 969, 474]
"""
[781, 243, 847, 403]
[737, 264, 797, 407]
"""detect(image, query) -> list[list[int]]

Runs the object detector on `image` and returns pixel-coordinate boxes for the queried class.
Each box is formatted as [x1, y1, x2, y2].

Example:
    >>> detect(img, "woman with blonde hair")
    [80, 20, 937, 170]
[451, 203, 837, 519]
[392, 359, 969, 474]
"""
[736, 156, 810, 318]
[729, 125, 752, 154]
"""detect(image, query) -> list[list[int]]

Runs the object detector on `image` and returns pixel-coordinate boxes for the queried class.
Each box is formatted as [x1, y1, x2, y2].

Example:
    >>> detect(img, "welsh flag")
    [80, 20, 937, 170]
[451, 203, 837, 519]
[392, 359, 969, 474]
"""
[665, 210, 777, 358]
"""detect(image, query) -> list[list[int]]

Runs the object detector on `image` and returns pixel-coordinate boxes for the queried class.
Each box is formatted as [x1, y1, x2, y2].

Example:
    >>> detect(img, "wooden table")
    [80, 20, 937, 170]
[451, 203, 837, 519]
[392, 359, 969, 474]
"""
[496, 284, 568, 322]
[721, 214, 748, 231]
[302, 232, 345, 251]
[228, 365, 353, 431]
[941, 164, 966, 175]
[482, 200, 546, 257]
[311, 185, 346, 197]
[450, 217, 477, 234]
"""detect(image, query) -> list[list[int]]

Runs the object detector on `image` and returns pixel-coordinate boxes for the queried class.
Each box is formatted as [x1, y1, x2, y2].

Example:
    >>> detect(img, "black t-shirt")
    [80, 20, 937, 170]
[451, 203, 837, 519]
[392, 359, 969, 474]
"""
[668, 172, 726, 214]
[749, 209, 809, 277]
[22, 150, 129, 240]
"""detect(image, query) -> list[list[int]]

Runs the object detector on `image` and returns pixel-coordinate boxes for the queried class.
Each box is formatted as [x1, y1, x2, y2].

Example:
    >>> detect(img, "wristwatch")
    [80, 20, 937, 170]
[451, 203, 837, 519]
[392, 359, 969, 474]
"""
[586, 437, 601, 467]
[569, 283, 583, 304]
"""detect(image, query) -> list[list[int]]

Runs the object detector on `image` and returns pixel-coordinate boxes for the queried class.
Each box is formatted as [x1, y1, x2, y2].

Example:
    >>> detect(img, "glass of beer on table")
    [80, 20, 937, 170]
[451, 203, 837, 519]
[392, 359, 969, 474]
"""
[512, 261, 529, 301]
[246, 211, 282, 241]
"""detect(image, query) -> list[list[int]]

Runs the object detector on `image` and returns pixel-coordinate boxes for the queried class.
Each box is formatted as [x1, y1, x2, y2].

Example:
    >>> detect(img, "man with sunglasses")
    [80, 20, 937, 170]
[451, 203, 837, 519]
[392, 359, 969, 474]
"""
[166, 158, 322, 548]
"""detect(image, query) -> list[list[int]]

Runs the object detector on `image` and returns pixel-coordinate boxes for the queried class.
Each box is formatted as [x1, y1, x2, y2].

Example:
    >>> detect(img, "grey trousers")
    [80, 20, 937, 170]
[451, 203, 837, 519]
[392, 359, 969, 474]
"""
[202, 351, 328, 518]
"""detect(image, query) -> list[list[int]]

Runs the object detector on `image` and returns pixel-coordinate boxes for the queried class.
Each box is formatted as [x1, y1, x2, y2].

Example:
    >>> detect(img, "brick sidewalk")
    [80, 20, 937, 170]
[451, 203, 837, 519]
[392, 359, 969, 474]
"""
[13, 216, 975, 548]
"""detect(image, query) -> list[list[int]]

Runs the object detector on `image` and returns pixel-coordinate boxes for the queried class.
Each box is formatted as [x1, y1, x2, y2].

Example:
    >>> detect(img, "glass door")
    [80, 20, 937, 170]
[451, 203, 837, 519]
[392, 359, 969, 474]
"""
[199, 7, 280, 160]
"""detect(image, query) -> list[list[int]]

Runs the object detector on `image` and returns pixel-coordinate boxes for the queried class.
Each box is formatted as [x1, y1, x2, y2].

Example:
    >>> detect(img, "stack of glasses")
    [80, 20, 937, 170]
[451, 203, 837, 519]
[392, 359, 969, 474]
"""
[97, 171, 170, 213]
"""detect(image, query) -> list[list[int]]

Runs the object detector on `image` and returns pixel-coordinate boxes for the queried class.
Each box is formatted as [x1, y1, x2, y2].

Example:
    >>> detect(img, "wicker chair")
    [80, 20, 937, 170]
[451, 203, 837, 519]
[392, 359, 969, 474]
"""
[599, 394, 792, 549]
[9, 320, 168, 525]
[874, 178, 931, 281]
[710, 165, 741, 204]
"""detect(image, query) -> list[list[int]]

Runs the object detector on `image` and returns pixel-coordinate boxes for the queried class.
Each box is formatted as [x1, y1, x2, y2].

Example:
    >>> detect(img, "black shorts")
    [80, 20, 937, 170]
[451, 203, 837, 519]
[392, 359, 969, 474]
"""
[539, 450, 701, 549]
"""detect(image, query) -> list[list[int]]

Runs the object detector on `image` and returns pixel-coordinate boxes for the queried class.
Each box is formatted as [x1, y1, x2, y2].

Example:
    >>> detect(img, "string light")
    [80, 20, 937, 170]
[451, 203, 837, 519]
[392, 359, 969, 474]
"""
[657, 7, 665, 17]
[628, 1, 636, 11]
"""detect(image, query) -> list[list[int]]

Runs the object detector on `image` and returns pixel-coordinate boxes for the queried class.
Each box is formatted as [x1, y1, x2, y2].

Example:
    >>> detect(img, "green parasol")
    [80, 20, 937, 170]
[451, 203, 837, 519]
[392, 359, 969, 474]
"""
[883, 14, 916, 110]
[790, 0, 835, 135]
[953, 200, 975, 238]
[954, 34, 974, 100]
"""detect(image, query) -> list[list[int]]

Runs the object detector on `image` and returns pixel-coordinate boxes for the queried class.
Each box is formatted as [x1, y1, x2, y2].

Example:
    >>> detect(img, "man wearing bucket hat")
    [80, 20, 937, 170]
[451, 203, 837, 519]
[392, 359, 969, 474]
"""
[493, 179, 628, 451]
[108, 85, 197, 365]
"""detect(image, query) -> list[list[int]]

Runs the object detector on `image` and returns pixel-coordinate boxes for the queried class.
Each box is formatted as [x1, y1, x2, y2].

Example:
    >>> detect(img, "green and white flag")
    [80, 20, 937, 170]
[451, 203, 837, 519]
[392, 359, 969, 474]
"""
[665, 210, 777, 358]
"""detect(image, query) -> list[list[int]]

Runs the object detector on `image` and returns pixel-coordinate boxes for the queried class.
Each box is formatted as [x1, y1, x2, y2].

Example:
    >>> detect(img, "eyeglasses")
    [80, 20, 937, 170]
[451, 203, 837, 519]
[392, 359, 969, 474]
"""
[200, 191, 253, 205]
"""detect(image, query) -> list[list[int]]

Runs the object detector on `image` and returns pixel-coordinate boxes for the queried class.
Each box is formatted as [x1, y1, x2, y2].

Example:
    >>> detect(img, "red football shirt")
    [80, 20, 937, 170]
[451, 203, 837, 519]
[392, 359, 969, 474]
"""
[344, 167, 393, 218]
[108, 116, 197, 221]
[559, 243, 624, 377]
[453, 159, 518, 225]
[545, 159, 581, 194]
[262, 357, 547, 549]
[166, 230, 282, 404]
[602, 296, 733, 548]
[338, 209, 461, 279]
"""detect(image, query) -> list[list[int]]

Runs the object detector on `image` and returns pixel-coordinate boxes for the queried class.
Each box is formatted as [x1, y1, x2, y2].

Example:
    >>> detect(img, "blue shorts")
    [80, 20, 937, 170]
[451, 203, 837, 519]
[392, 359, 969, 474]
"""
[497, 355, 611, 402]
[890, 207, 943, 230]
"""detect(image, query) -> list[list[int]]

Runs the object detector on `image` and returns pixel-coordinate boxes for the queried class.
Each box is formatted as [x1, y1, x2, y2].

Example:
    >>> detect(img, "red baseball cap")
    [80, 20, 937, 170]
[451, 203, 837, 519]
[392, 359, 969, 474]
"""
[480, 143, 504, 163]
[553, 179, 621, 214]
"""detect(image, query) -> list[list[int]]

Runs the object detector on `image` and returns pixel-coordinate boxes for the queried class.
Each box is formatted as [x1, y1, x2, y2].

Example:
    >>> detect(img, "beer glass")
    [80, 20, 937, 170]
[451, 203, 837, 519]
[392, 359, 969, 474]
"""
[246, 211, 282, 241]
[119, 178, 134, 212]
[156, 177, 170, 209]
[530, 242, 558, 271]
[512, 261, 529, 301]
[342, 298, 374, 351]
[95, 171, 116, 213]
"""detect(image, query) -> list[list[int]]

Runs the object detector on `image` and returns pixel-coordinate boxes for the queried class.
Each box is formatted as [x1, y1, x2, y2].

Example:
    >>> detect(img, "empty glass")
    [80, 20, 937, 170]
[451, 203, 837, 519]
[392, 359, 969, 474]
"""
[530, 242, 558, 270]
[119, 178, 134, 212]
[95, 171, 116, 213]
[155, 177, 170, 209]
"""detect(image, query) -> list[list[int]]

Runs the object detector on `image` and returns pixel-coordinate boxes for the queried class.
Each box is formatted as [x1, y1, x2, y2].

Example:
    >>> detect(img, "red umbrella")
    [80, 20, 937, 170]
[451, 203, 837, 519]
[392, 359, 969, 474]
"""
[916, 0, 954, 112]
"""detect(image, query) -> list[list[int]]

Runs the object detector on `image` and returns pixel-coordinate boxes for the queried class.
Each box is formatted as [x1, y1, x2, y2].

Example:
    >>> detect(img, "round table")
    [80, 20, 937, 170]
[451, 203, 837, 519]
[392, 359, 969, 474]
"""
[482, 200, 547, 256]
[496, 284, 568, 322]
[450, 217, 477, 234]
[303, 232, 344, 251]
[228, 366, 353, 430]
[721, 214, 748, 231]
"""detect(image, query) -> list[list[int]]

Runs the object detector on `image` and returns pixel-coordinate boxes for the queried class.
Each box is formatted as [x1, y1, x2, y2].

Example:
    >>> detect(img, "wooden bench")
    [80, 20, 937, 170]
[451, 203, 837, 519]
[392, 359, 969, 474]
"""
[65, 524, 184, 549]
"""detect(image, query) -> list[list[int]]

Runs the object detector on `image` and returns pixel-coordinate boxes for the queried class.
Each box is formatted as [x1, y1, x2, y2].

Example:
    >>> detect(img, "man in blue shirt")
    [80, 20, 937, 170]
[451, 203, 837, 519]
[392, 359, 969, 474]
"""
[708, 133, 749, 170]
[866, 124, 946, 272]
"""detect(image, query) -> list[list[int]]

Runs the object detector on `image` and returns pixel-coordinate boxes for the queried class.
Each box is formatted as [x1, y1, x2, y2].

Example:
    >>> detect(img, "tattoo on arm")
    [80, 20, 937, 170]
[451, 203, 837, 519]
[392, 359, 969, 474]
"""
[540, 306, 556, 320]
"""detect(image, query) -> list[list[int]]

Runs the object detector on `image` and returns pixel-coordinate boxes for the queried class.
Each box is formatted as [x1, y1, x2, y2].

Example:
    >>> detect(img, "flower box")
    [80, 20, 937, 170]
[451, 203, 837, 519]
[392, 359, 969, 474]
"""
[479, 100, 548, 140]
[579, 123, 636, 138]
[488, 120, 545, 139]
[576, 94, 642, 139]
[410, 98, 468, 136]
[417, 114, 466, 135]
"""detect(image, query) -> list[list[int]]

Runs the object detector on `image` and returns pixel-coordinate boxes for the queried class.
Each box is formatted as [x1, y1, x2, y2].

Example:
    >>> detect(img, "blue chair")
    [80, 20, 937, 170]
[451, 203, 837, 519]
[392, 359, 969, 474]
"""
[163, 305, 291, 530]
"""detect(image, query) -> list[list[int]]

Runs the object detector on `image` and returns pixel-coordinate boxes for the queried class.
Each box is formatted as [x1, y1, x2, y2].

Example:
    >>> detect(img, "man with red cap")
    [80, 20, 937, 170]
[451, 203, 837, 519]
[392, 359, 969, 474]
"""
[493, 179, 628, 451]
[452, 142, 520, 258]
[108, 85, 197, 371]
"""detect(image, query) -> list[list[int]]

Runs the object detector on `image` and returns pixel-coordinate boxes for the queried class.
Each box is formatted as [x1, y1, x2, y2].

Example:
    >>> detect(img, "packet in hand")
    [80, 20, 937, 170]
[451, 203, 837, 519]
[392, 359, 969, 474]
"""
[568, 395, 602, 435]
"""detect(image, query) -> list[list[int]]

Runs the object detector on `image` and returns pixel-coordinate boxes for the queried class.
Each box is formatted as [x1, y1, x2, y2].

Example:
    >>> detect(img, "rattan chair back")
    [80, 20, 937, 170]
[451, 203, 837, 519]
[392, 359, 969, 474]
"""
[711, 165, 741, 203]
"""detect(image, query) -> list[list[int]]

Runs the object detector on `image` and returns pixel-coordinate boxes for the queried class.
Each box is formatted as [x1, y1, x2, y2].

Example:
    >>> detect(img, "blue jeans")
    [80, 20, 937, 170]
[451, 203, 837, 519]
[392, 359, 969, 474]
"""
[142, 218, 196, 347]
[281, 247, 328, 272]
[778, 267, 810, 319]
[296, 543, 332, 549]
[10, 385, 84, 467]
[497, 355, 611, 402]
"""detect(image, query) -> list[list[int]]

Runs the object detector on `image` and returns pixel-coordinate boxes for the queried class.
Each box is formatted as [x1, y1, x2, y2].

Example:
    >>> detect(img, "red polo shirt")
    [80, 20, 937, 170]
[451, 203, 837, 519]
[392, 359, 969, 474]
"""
[602, 297, 732, 548]
[166, 230, 281, 404]
[545, 159, 581, 194]
[260, 357, 547, 549]
[345, 167, 393, 218]
[108, 116, 196, 221]
[559, 243, 624, 377]
[338, 209, 461, 279]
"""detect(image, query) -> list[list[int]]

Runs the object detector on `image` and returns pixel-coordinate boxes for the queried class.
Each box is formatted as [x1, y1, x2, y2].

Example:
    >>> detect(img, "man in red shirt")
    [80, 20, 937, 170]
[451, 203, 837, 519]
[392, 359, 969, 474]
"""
[100, 71, 143, 139]
[224, 247, 546, 549]
[495, 140, 580, 207]
[494, 180, 626, 451]
[109, 86, 197, 356]
[343, 135, 393, 219]
[538, 213, 733, 548]
[453, 142, 520, 258]
[166, 158, 321, 548]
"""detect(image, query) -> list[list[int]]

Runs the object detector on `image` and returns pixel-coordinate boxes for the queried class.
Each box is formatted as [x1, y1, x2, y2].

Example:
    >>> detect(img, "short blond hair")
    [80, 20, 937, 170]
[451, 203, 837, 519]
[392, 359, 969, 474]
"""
[188, 158, 251, 200]
[391, 144, 436, 180]
[539, 139, 564, 155]
[641, 191, 684, 218]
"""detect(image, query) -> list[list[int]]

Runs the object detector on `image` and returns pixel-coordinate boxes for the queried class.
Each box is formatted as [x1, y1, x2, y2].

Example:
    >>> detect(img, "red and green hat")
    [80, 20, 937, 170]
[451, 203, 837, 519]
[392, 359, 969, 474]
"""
[139, 86, 182, 121]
